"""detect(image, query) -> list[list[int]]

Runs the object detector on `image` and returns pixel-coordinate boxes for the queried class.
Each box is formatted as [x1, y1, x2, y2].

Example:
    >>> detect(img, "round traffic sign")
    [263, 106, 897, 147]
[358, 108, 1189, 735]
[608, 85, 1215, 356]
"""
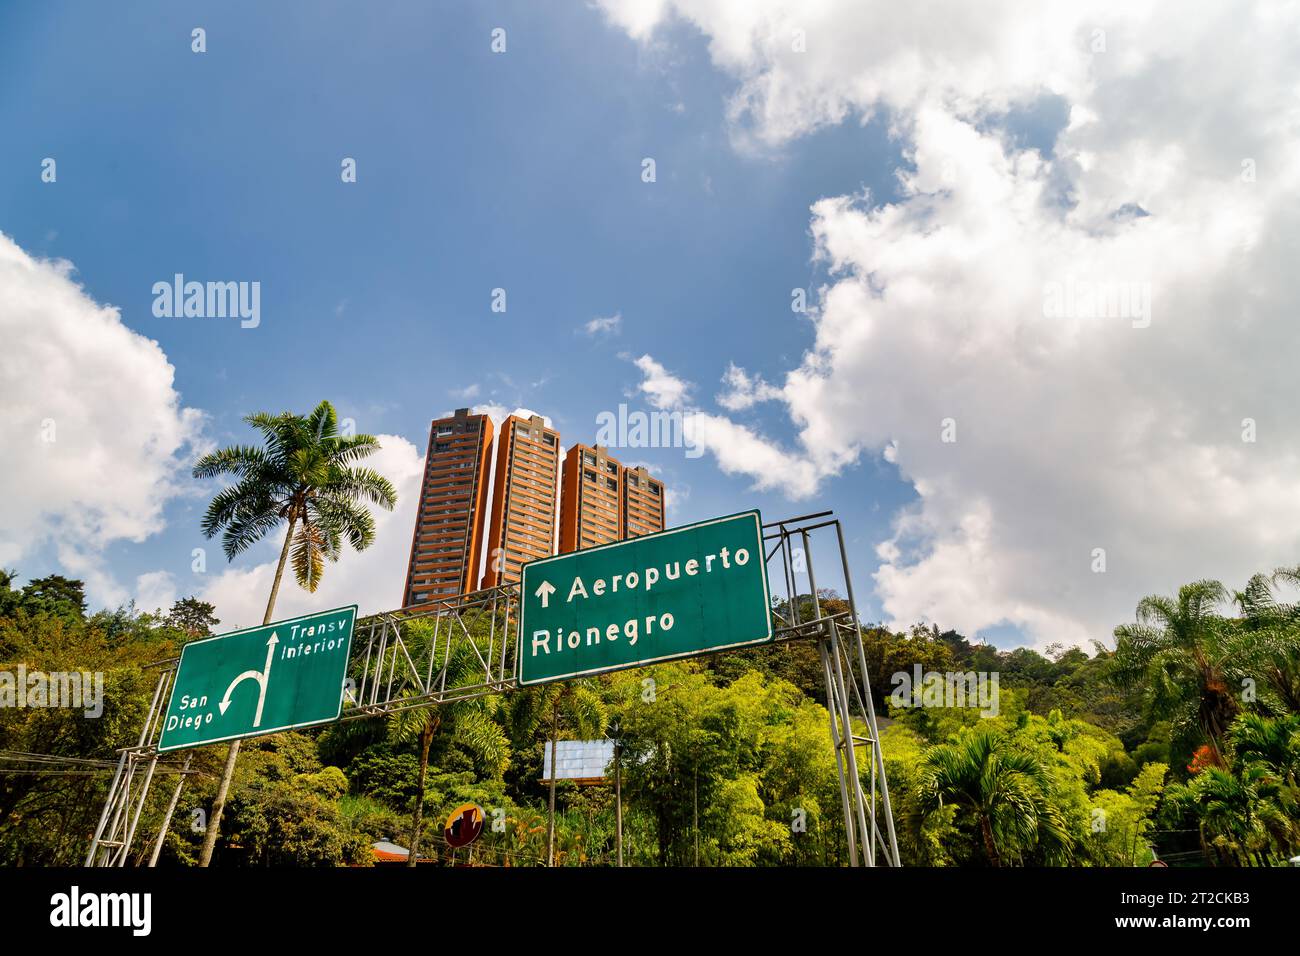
[444, 802, 485, 849]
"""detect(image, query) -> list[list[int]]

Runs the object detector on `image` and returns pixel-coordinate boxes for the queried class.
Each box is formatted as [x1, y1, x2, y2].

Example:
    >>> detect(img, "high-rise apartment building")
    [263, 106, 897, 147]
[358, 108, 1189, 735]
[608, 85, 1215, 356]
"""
[559, 444, 624, 553]
[622, 464, 665, 540]
[559, 447, 666, 553]
[402, 409, 494, 606]
[479, 414, 560, 588]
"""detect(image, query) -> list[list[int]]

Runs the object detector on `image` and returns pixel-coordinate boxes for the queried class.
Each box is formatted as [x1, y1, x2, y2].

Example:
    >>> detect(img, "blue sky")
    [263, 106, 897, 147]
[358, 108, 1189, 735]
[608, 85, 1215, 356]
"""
[0, 2, 928, 630]
[8, 2, 1280, 651]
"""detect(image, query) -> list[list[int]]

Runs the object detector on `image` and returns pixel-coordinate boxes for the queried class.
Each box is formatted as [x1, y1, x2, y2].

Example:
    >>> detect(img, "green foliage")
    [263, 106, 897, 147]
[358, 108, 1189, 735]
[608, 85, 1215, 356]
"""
[607, 663, 844, 865]
[1085, 761, 1168, 866]
[1112, 580, 1250, 763]
[3, 567, 1298, 868]
[0, 583, 177, 865]
[164, 598, 220, 641]
[916, 726, 1074, 866]
[0, 571, 88, 620]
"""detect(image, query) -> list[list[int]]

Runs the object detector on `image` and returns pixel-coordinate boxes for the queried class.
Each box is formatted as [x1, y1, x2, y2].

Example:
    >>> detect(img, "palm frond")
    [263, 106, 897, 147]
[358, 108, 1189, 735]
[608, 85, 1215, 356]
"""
[329, 433, 383, 466]
[332, 467, 399, 510]
[192, 445, 268, 480]
[305, 400, 338, 444]
[313, 495, 378, 552]
[217, 499, 283, 560]
[291, 520, 327, 592]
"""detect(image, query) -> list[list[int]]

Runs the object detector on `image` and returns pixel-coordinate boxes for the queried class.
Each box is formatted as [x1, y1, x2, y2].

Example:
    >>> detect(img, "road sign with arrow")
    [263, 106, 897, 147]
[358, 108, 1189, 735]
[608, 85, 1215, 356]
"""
[518, 511, 772, 685]
[158, 606, 357, 752]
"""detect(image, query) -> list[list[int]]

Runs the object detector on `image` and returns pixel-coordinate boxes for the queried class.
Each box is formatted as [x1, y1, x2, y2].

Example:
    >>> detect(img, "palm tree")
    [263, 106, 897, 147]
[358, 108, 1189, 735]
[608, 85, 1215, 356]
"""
[504, 682, 606, 865]
[191, 400, 397, 866]
[917, 727, 1073, 866]
[1190, 765, 1292, 866]
[1232, 569, 1300, 713]
[1232, 713, 1300, 785]
[384, 622, 509, 866]
[1230, 712, 1300, 855]
[1112, 580, 1247, 765]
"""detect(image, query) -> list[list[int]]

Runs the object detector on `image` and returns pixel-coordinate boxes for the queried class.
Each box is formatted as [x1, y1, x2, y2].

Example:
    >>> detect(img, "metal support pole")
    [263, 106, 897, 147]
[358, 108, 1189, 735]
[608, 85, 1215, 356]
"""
[83, 750, 127, 867]
[803, 529, 874, 866]
[615, 741, 623, 867]
[120, 753, 159, 866]
[834, 521, 901, 866]
[148, 753, 192, 867]
[819, 640, 858, 865]
[85, 667, 170, 867]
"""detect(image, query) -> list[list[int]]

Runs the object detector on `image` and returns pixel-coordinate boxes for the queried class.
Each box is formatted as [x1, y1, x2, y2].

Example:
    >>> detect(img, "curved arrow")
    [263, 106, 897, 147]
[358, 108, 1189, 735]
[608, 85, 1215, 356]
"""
[218, 632, 278, 728]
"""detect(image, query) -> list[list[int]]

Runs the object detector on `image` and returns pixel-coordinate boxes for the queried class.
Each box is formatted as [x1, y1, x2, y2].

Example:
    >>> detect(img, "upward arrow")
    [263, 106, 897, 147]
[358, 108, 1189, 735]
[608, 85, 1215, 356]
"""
[218, 631, 278, 727]
[534, 580, 556, 609]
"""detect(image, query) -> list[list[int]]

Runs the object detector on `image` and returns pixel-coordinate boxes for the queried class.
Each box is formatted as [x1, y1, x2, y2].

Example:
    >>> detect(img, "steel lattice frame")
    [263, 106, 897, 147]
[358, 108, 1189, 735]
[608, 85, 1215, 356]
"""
[346, 584, 520, 716]
[86, 511, 899, 867]
[764, 512, 901, 866]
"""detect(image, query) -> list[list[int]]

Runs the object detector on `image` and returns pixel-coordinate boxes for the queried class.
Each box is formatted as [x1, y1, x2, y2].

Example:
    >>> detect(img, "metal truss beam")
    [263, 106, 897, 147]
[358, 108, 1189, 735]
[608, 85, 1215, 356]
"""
[87, 513, 899, 867]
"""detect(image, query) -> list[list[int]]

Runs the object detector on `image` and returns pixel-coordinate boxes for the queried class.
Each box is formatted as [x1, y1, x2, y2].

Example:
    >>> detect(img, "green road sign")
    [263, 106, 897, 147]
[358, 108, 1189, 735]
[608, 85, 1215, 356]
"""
[158, 605, 357, 752]
[519, 511, 772, 685]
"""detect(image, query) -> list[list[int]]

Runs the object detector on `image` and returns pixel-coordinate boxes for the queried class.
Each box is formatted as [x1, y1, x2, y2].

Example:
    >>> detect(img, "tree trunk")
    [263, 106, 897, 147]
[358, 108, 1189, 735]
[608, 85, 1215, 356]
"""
[980, 815, 1001, 867]
[546, 705, 558, 866]
[406, 718, 436, 867]
[198, 516, 296, 867]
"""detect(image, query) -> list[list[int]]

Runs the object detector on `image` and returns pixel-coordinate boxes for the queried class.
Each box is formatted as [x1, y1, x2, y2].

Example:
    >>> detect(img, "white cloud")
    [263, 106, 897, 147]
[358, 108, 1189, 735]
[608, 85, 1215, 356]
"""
[583, 313, 622, 336]
[631, 355, 821, 498]
[474, 403, 510, 427]
[505, 407, 552, 428]
[717, 362, 783, 411]
[633, 354, 692, 408]
[603, 1, 1300, 646]
[196, 433, 425, 630]
[449, 383, 481, 401]
[0, 232, 204, 606]
[134, 570, 177, 615]
[436, 403, 512, 428]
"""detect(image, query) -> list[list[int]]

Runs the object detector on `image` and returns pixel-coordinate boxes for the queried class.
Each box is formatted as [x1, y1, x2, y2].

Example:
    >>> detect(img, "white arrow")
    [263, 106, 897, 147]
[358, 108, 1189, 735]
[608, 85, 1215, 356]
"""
[219, 631, 278, 728]
[534, 580, 556, 609]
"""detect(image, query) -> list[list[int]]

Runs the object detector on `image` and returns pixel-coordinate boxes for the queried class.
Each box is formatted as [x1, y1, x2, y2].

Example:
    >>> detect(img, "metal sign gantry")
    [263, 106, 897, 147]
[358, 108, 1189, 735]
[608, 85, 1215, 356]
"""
[85, 510, 899, 867]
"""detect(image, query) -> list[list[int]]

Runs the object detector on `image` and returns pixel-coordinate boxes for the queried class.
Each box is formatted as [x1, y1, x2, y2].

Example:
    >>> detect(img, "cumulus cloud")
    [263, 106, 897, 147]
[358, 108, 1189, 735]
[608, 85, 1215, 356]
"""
[433, 403, 519, 429]
[195, 433, 426, 630]
[603, 1, 1300, 645]
[633, 354, 692, 408]
[717, 362, 783, 412]
[0, 231, 204, 606]
[134, 570, 178, 615]
[630, 355, 821, 498]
